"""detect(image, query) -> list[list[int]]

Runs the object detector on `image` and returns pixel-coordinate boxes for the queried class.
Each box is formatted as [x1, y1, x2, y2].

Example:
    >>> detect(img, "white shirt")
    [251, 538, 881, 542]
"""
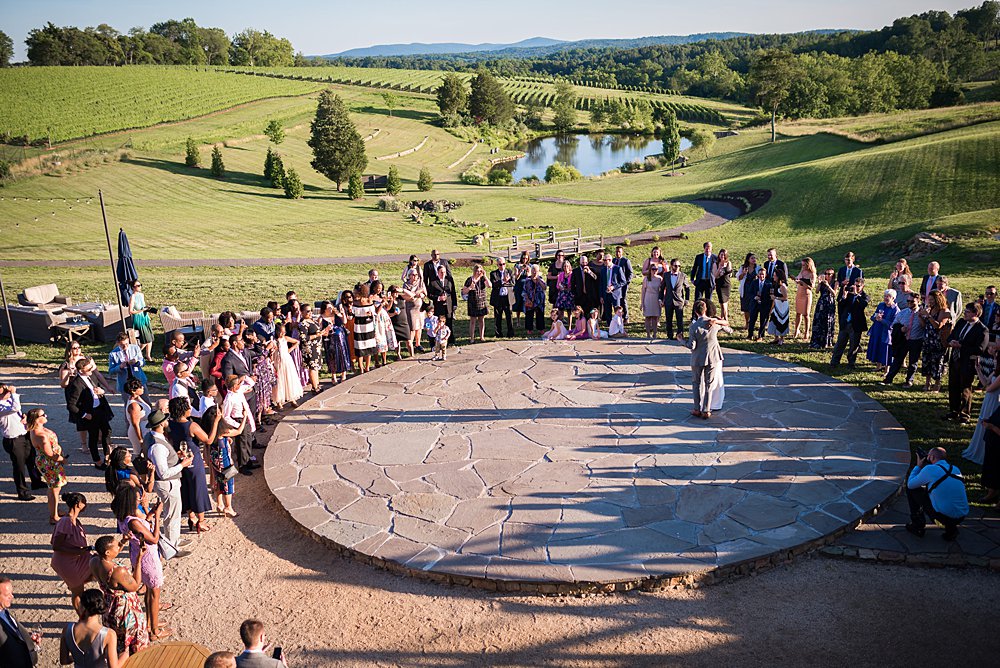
[609, 315, 625, 337]
[80, 375, 101, 408]
[148, 431, 184, 482]
[0, 391, 27, 439]
[222, 389, 255, 432]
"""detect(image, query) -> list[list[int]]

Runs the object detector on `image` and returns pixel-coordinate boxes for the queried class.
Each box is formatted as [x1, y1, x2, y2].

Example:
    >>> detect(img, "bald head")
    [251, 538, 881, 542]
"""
[928, 447, 947, 463]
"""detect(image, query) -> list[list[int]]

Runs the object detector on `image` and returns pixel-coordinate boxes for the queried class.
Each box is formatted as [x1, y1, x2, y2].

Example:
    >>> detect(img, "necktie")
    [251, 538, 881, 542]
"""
[846, 296, 853, 323]
[769, 262, 774, 276]
[702, 255, 708, 279]
[909, 311, 916, 337]
[3, 610, 21, 639]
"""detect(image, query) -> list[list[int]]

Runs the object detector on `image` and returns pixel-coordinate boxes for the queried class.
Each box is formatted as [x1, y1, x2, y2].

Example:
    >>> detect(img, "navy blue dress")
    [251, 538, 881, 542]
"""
[168, 420, 213, 515]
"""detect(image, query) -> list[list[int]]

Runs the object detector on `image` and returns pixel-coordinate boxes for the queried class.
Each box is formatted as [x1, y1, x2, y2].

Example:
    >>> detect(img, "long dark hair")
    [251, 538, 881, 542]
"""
[104, 447, 132, 494]
[742, 252, 755, 270]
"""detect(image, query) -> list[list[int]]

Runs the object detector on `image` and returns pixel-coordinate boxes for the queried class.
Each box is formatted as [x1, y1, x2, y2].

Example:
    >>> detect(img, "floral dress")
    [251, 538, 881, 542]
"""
[34, 429, 67, 488]
[374, 307, 397, 353]
[252, 346, 276, 418]
[325, 314, 352, 375]
[556, 272, 575, 311]
[921, 310, 950, 381]
[97, 561, 150, 656]
[810, 282, 837, 349]
[211, 436, 235, 495]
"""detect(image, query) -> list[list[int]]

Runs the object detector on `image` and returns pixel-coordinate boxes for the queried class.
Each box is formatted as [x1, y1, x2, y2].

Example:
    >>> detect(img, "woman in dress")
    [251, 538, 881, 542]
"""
[352, 284, 378, 373]
[522, 265, 547, 334]
[920, 290, 952, 393]
[90, 535, 149, 659]
[59, 588, 120, 668]
[810, 269, 838, 349]
[167, 397, 219, 534]
[284, 301, 310, 388]
[767, 268, 790, 345]
[111, 484, 165, 640]
[547, 252, 566, 307]
[50, 491, 93, 612]
[297, 304, 323, 392]
[792, 257, 816, 341]
[565, 306, 589, 340]
[127, 281, 153, 363]
[462, 264, 492, 343]
[640, 265, 663, 339]
[963, 342, 1000, 469]
[977, 396, 1000, 509]
[512, 250, 532, 329]
[60, 341, 90, 453]
[542, 309, 568, 341]
[385, 286, 409, 360]
[325, 294, 353, 381]
[555, 260, 575, 322]
[123, 379, 150, 458]
[712, 249, 734, 322]
[272, 322, 304, 407]
[248, 335, 277, 426]
[201, 402, 242, 519]
[210, 336, 230, 394]
[27, 408, 67, 524]
[401, 271, 425, 355]
[737, 252, 759, 329]
[866, 289, 899, 372]
[888, 258, 913, 295]
[108, 331, 148, 398]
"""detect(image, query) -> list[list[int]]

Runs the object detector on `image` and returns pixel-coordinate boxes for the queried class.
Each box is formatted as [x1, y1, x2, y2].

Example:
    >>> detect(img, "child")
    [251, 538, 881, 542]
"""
[587, 308, 608, 340]
[542, 308, 567, 341]
[373, 299, 397, 368]
[565, 306, 589, 340]
[432, 317, 451, 361]
[608, 305, 626, 339]
[424, 313, 439, 345]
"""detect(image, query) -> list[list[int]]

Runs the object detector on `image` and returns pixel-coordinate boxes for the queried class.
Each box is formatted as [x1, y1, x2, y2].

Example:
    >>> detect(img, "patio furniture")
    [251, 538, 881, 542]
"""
[158, 308, 205, 338]
[122, 641, 212, 667]
[62, 304, 129, 342]
[18, 283, 73, 311]
[0, 304, 68, 344]
[52, 319, 91, 344]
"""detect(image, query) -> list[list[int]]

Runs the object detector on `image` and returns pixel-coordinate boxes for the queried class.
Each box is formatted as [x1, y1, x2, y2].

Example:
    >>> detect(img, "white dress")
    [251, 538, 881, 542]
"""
[709, 360, 725, 411]
[963, 377, 998, 464]
[273, 338, 304, 405]
[126, 396, 151, 456]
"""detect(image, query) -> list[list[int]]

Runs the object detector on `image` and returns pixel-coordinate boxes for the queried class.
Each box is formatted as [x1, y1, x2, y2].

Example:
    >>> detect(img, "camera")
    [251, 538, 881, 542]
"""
[914, 447, 927, 461]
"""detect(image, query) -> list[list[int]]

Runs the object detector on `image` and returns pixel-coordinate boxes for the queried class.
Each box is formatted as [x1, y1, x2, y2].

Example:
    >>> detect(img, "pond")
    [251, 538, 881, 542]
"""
[498, 133, 693, 181]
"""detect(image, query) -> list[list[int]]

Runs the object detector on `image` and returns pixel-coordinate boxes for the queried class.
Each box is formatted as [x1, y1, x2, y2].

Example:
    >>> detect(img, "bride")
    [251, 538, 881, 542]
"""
[272, 322, 304, 408]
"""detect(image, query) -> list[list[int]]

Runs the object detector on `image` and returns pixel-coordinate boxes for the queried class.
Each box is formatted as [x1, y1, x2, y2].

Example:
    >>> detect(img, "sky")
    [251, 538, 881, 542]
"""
[2, 0, 978, 60]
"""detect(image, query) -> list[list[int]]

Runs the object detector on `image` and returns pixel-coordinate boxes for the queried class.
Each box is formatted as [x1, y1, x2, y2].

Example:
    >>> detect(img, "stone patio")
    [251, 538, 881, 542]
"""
[264, 340, 910, 591]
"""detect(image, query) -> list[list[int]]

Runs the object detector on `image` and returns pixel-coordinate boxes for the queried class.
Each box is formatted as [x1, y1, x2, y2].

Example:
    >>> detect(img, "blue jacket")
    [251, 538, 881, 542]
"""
[599, 265, 627, 301]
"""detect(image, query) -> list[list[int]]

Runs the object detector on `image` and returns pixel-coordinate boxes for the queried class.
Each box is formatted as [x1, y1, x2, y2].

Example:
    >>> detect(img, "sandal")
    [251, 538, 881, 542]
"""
[196, 521, 211, 533]
[224, 509, 239, 518]
[152, 628, 174, 641]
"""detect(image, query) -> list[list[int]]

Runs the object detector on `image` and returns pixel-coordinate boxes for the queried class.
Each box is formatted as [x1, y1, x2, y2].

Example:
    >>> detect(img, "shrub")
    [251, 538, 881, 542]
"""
[417, 167, 434, 191]
[652, 234, 661, 242]
[377, 195, 402, 211]
[269, 154, 285, 188]
[184, 137, 200, 167]
[624, 238, 632, 246]
[386, 165, 402, 195]
[264, 146, 275, 180]
[283, 168, 303, 199]
[643, 156, 660, 171]
[544, 161, 582, 183]
[487, 167, 513, 185]
[210, 146, 225, 178]
[264, 119, 285, 144]
[621, 160, 643, 173]
[0, 160, 11, 181]
[930, 82, 965, 108]
[347, 172, 364, 200]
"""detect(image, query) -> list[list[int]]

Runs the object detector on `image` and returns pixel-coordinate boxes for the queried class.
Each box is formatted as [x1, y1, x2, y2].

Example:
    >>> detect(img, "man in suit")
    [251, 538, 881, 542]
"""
[836, 251, 863, 288]
[571, 255, 599, 316]
[762, 247, 787, 284]
[981, 285, 999, 341]
[236, 619, 286, 668]
[659, 258, 689, 341]
[938, 276, 963, 316]
[428, 264, 457, 345]
[423, 249, 451, 288]
[221, 335, 260, 473]
[919, 261, 941, 300]
[0, 576, 40, 667]
[689, 241, 717, 306]
[489, 258, 515, 337]
[830, 279, 870, 368]
[66, 358, 114, 468]
[687, 299, 732, 419]
[946, 302, 989, 423]
[612, 246, 634, 323]
[745, 265, 771, 340]
[597, 255, 627, 324]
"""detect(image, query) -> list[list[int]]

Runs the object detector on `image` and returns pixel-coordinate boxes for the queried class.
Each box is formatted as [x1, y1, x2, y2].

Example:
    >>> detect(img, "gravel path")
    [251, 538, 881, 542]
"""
[3, 362, 998, 667]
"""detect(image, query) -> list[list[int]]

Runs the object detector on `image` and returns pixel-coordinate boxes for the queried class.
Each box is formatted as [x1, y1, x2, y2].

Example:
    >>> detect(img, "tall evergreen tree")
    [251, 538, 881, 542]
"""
[386, 165, 402, 196]
[347, 172, 364, 200]
[210, 145, 225, 178]
[552, 80, 577, 132]
[185, 137, 201, 167]
[308, 90, 368, 191]
[658, 109, 681, 173]
[283, 168, 303, 199]
[469, 69, 513, 125]
[417, 167, 434, 192]
[436, 73, 469, 118]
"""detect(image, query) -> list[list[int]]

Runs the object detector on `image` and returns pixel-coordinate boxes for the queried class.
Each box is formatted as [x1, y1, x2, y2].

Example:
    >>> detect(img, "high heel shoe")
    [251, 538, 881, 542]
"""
[187, 519, 196, 532]
[196, 521, 211, 533]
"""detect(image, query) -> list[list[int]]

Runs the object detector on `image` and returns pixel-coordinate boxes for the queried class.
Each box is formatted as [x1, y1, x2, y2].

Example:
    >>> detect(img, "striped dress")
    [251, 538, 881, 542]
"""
[353, 304, 378, 357]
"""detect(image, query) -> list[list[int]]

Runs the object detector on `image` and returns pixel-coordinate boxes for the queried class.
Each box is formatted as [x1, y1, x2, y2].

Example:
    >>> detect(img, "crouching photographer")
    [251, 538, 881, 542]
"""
[905, 447, 969, 541]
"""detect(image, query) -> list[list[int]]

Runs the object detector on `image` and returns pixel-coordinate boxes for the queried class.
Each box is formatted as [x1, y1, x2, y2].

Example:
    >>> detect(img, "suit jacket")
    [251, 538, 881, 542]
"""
[944, 288, 963, 317]
[613, 257, 634, 285]
[659, 272, 690, 308]
[220, 347, 256, 382]
[571, 266, 599, 310]
[66, 375, 113, 428]
[597, 265, 627, 301]
[836, 265, 864, 288]
[919, 274, 941, 298]
[0, 607, 38, 667]
[423, 260, 452, 288]
[745, 277, 771, 310]
[688, 316, 731, 367]
[981, 300, 1000, 339]
[489, 268, 514, 307]
[427, 275, 456, 317]
[690, 252, 717, 284]
[235, 650, 284, 668]
[837, 290, 870, 332]
[762, 259, 788, 283]
[948, 320, 989, 372]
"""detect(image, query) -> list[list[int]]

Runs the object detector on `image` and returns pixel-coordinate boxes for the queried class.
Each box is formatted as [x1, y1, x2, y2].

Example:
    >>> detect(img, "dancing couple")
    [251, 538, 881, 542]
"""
[688, 299, 731, 419]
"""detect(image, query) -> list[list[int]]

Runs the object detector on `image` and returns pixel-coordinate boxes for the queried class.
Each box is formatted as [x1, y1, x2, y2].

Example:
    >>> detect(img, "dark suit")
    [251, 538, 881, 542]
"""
[762, 259, 788, 284]
[689, 252, 717, 305]
[659, 272, 689, 338]
[948, 319, 989, 418]
[836, 265, 863, 288]
[489, 267, 514, 336]
[745, 276, 772, 339]
[423, 260, 451, 289]
[428, 275, 457, 344]
[830, 289, 870, 367]
[597, 264, 627, 324]
[66, 375, 114, 464]
[0, 606, 39, 667]
[613, 256, 634, 322]
[919, 274, 941, 299]
[235, 649, 284, 668]
[571, 266, 599, 316]
[221, 347, 259, 469]
[982, 300, 1000, 341]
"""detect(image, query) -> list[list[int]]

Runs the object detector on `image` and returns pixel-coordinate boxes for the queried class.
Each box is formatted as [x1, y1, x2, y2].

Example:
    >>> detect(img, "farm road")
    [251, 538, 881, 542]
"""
[0, 200, 741, 268]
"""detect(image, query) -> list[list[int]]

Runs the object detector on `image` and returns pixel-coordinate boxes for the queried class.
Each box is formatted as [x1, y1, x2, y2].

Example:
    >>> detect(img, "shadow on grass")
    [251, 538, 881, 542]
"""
[126, 157, 267, 189]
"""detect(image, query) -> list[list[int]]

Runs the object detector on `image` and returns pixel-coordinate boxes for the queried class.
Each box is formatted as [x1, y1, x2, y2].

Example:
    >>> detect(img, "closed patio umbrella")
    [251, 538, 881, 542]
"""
[116, 228, 138, 307]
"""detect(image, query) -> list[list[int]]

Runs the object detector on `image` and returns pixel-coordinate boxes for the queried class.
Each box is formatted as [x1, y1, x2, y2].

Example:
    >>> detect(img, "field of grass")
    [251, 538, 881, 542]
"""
[780, 102, 1000, 143]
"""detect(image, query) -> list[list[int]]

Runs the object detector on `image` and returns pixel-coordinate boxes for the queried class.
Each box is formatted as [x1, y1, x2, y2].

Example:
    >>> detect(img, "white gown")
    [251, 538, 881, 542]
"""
[273, 338, 304, 405]
[709, 361, 725, 411]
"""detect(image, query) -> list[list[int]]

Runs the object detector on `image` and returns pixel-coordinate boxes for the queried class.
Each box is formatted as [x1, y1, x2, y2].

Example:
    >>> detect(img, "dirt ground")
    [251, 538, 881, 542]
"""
[2, 363, 998, 667]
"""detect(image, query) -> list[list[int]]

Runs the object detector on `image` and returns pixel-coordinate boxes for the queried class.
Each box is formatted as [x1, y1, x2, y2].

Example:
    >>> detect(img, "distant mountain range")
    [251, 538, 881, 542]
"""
[315, 32, 825, 59]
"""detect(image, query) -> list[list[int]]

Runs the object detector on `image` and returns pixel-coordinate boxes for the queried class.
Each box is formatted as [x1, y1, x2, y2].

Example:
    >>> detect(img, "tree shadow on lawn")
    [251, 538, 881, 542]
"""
[358, 105, 438, 123]
[126, 156, 268, 189]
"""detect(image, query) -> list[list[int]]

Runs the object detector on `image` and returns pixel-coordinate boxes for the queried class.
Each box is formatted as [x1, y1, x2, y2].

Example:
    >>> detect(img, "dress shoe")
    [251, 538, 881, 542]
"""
[17, 492, 34, 501]
[239, 467, 254, 476]
[903, 380, 914, 388]
[248, 462, 262, 469]
[904, 523, 925, 538]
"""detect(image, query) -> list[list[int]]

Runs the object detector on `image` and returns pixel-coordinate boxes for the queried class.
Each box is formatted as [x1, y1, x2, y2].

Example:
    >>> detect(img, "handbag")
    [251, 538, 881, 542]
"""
[158, 535, 179, 561]
[221, 465, 239, 480]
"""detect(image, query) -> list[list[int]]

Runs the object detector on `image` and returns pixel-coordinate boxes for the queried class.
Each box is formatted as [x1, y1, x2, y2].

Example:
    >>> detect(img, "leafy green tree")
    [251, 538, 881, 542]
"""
[381, 91, 398, 117]
[469, 69, 513, 125]
[544, 161, 582, 183]
[230, 28, 293, 66]
[436, 73, 469, 118]
[657, 109, 681, 172]
[347, 172, 364, 200]
[883, 52, 936, 109]
[417, 167, 434, 191]
[552, 81, 577, 132]
[270, 154, 286, 188]
[748, 49, 798, 143]
[283, 168, 303, 199]
[386, 165, 402, 195]
[185, 137, 200, 167]
[210, 145, 225, 178]
[197, 26, 230, 65]
[0, 30, 12, 67]
[264, 146, 275, 179]
[264, 120, 284, 144]
[488, 167, 513, 185]
[689, 128, 716, 159]
[851, 52, 898, 114]
[930, 81, 965, 107]
[308, 90, 368, 191]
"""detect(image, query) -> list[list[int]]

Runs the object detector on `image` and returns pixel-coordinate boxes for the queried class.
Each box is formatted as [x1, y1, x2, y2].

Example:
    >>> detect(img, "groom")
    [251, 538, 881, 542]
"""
[688, 300, 731, 419]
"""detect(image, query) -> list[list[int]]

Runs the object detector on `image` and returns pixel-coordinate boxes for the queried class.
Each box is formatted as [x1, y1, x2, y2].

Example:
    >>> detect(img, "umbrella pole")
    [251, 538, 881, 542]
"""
[99, 190, 130, 342]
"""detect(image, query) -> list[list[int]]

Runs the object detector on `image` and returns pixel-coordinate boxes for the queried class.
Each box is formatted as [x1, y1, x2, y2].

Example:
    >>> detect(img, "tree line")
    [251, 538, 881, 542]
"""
[3, 18, 298, 67]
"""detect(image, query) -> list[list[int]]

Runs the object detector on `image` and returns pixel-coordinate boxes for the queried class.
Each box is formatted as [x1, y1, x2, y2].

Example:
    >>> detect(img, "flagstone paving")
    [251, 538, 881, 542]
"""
[264, 340, 909, 589]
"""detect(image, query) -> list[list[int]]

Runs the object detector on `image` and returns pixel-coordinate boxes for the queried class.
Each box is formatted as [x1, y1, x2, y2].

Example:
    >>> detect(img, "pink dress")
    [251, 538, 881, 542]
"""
[118, 515, 164, 589]
[50, 517, 92, 589]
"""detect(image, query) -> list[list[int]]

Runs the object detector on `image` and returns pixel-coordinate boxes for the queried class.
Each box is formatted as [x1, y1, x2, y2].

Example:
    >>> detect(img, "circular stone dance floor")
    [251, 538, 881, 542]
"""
[264, 340, 909, 590]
